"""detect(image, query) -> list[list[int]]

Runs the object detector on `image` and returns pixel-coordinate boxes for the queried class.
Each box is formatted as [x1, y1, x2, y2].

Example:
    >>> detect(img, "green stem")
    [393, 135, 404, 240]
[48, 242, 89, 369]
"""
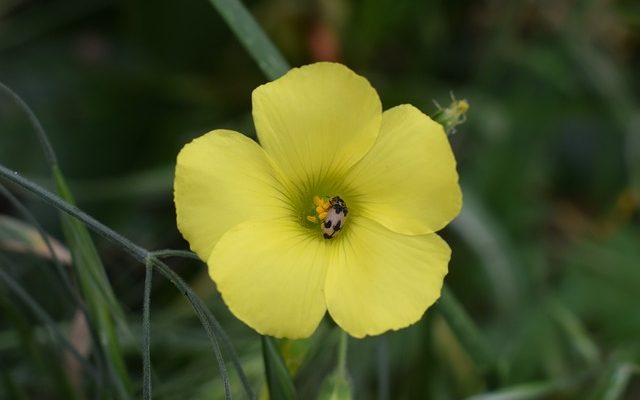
[150, 249, 201, 260]
[149, 256, 232, 399]
[142, 260, 153, 400]
[336, 330, 348, 376]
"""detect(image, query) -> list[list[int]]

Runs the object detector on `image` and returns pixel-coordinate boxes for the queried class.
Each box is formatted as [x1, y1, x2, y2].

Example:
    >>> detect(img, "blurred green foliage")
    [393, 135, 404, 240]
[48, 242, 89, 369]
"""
[1, 0, 639, 398]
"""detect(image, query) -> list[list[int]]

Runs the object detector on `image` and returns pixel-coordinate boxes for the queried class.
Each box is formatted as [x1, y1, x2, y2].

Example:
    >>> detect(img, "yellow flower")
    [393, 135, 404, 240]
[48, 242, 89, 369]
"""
[174, 62, 462, 339]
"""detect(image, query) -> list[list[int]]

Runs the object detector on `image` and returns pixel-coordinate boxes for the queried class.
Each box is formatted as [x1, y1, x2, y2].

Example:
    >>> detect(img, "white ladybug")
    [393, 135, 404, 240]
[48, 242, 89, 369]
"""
[322, 196, 348, 239]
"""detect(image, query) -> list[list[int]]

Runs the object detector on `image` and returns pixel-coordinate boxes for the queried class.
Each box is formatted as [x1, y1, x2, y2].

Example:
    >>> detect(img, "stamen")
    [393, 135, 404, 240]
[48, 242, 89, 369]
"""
[308, 195, 332, 223]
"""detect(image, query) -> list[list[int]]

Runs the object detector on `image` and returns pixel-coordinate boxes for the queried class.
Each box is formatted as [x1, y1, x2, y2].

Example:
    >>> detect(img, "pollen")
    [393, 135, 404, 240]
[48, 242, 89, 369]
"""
[313, 196, 332, 220]
[307, 195, 332, 223]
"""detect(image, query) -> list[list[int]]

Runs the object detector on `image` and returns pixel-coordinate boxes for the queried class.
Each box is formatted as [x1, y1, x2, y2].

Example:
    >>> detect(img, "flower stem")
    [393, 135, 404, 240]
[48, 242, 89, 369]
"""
[318, 330, 352, 399]
[337, 329, 349, 376]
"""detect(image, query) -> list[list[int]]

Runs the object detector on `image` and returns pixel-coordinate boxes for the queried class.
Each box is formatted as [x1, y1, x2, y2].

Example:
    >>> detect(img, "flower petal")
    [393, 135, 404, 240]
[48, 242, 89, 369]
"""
[174, 130, 289, 261]
[344, 104, 462, 235]
[209, 219, 328, 338]
[252, 62, 382, 188]
[325, 217, 450, 338]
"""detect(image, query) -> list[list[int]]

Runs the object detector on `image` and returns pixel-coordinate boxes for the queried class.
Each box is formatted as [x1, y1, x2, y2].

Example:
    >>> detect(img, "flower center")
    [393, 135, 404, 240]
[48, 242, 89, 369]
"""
[306, 195, 348, 240]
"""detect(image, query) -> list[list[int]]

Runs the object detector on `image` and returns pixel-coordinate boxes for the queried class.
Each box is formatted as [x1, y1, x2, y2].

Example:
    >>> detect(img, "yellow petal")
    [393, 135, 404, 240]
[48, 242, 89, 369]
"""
[174, 130, 289, 261]
[209, 219, 328, 339]
[252, 62, 381, 188]
[344, 104, 462, 235]
[325, 217, 450, 338]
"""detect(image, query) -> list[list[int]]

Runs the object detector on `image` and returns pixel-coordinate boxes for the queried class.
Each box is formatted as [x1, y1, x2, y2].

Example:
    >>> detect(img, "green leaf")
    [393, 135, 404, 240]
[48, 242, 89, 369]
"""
[262, 336, 297, 400]
[53, 166, 133, 398]
[206, 0, 290, 81]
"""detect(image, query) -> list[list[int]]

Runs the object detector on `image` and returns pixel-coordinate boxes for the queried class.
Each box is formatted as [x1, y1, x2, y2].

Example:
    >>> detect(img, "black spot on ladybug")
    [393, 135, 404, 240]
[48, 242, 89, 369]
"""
[324, 220, 332, 229]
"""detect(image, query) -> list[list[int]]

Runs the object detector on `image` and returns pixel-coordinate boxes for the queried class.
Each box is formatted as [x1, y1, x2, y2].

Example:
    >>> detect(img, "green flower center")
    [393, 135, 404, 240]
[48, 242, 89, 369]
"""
[285, 173, 359, 239]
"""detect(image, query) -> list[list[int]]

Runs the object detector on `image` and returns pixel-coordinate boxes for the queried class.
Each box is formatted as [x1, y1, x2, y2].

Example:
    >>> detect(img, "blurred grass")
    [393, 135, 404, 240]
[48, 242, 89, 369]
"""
[1, 0, 639, 398]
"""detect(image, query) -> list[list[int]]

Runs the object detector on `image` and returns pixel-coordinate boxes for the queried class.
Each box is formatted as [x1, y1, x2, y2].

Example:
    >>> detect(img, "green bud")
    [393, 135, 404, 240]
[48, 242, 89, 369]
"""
[432, 94, 469, 134]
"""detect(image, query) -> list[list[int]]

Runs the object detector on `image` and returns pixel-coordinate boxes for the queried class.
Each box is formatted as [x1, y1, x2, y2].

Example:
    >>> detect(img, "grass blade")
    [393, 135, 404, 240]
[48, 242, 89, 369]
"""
[601, 363, 640, 400]
[589, 361, 640, 400]
[1, 82, 132, 397]
[206, 0, 289, 80]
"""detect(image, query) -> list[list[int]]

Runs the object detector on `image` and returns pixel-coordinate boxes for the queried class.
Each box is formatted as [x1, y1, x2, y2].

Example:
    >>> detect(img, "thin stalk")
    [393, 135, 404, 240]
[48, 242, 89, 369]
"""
[0, 82, 58, 166]
[150, 249, 201, 260]
[149, 257, 232, 399]
[142, 260, 153, 400]
[376, 335, 390, 400]
[336, 330, 348, 377]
